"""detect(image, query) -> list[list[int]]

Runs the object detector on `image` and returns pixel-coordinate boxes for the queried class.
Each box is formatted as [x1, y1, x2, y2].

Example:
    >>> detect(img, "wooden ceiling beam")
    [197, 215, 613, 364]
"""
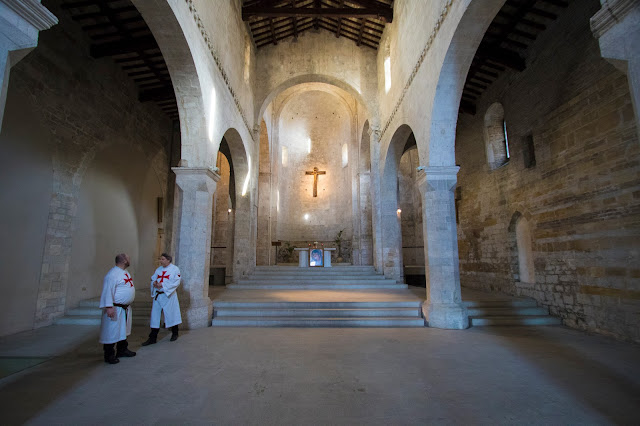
[319, 19, 378, 45]
[139, 86, 175, 102]
[537, 0, 568, 7]
[90, 35, 157, 58]
[61, 0, 121, 9]
[71, 6, 136, 21]
[477, 46, 525, 71]
[318, 22, 376, 49]
[459, 100, 476, 115]
[242, 6, 393, 22]
[325, 16, 382, 34]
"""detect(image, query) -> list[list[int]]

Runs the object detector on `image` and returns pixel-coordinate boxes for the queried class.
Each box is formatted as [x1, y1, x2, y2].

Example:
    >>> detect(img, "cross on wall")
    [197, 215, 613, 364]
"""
[305, 167, 326, 197]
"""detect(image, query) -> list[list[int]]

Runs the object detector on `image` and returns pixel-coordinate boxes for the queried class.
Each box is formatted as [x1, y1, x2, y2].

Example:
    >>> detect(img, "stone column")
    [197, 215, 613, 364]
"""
[173, 167, 220, 329]
[368, 126, 384, 273]
[417, 166, 468, 329]
[0, 0, 57, 127]
[591, 0, 640, 139]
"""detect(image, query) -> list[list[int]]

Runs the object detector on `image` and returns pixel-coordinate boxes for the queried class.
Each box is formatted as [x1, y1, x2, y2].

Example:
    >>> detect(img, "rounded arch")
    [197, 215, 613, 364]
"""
[131, 0, 208, 166]
[257, 74, 370, 125]
[360, 120, 371, 172]
[426, 0, 506, 166]
[378, 124, 415, 282]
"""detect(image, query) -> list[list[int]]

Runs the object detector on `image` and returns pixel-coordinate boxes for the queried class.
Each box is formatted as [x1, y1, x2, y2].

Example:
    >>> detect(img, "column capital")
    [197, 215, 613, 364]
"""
[0, 0, 58, 49]
[591, 0, 639, 40]
[416, 165, 459, 191]
[367, 125, 381, 140]
[172, 167, 220, 192]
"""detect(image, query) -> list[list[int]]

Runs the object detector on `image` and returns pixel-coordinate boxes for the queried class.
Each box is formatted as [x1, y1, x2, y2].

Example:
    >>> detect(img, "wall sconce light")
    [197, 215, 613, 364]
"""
[228, 208, 232, 214]
[397, 208, 402, 218]
[304, 213, 309, 220]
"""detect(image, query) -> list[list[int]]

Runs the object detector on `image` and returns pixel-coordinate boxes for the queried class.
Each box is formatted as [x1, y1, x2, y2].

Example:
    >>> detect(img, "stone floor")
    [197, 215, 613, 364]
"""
[1, 298, 639, 425]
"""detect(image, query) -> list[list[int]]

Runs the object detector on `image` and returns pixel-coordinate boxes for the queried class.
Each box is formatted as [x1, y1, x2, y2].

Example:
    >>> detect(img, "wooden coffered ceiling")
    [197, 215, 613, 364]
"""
[460, 0, 571, 115]
[59, 0, 178, 120]
[243, 0, 394, 50]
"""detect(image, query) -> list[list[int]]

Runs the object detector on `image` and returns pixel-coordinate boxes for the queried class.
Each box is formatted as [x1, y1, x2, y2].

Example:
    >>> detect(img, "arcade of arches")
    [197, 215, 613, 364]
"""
[1, 0, 638, 342]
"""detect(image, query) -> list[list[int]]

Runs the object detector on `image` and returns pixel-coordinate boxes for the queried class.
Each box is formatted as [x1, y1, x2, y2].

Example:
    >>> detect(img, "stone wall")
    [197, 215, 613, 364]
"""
[455, 0, 640, 342]
[0, 0, 173, 335]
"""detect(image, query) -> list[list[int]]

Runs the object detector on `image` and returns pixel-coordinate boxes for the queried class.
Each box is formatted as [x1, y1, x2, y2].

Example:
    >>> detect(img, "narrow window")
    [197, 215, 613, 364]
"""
[484, 103, 509, 169]
[281, 146, 288, 167]
[523, 133, 536, 168]
[384, 56, 391, 93]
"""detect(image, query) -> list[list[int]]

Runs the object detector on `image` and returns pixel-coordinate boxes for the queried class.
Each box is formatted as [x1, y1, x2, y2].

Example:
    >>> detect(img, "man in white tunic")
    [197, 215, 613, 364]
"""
[142, 253, 182, 345]
[99, 253, 136, 364]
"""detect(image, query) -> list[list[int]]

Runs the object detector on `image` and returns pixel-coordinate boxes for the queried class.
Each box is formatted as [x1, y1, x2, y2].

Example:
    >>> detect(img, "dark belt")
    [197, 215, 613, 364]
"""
[154, 291, 164, 301]
[113, 303, 129, 320]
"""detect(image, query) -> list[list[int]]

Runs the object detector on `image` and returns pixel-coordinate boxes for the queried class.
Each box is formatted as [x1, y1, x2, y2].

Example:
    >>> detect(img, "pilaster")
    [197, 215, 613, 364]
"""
[368, 125, 384, 273]
[591, 0, 640, 139]
[173, 166, 220, 328]
[416, 166, 468, 329]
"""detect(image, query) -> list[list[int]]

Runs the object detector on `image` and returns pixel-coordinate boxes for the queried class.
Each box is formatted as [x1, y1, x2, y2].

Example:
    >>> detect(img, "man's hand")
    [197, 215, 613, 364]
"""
[105, 306, 116, 319]
[153, 280, 162, 289]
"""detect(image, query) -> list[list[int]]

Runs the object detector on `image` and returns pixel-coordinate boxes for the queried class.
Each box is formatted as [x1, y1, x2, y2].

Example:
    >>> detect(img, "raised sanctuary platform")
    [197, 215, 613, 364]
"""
[213, 266, 424, 327]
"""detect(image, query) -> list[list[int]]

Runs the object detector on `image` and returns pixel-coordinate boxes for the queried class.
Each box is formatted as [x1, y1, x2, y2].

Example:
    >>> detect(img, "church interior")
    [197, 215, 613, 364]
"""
[0, 0, 639, 423]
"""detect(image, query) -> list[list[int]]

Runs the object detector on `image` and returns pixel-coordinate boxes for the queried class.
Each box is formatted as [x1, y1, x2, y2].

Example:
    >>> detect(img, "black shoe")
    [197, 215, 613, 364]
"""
[170, 334, 178, 342]
[105, 355, 120, 364]
[170, 325, 179, 341]
[117, 348, 137, 357]
[141, 338, 156, 346]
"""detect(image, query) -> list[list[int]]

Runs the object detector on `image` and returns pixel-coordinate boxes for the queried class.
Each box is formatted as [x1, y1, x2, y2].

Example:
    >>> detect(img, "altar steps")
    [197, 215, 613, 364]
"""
[212, 265, 422, 327]
[228, 265, 406, 289]
[53, 293, 153, 326]
[211, 300, 425, 327]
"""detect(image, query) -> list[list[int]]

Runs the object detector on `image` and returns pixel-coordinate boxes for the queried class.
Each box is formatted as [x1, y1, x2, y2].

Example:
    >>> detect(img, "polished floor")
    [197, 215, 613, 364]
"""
[0, 289, 639, 425]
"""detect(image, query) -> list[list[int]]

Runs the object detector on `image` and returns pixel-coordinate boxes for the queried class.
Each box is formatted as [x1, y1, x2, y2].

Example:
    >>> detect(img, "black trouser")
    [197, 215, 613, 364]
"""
[103, 340, 129, 359]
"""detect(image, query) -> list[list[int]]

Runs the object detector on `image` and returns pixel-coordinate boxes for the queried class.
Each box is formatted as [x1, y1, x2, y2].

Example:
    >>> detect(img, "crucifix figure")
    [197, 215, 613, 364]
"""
[305, 166, 326, 197]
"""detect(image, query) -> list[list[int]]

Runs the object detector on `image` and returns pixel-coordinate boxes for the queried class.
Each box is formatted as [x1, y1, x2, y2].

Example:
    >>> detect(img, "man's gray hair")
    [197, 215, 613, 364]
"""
[115, 253, 128, 264]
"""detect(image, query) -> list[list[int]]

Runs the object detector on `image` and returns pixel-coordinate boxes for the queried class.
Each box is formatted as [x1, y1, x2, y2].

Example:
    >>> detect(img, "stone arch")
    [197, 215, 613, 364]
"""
[257, 74, 370, 126]
[484, 102, 508, 169]
[426, 0, 506, 166]
[131, 0, 208, 166]
[220, 128, 253, 281]
[379, 124, 415, 281]
[360, 120, 371, 173]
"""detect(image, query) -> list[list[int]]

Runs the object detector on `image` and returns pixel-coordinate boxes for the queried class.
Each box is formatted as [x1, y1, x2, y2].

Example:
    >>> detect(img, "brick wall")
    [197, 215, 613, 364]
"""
[455, 0, 640, 342]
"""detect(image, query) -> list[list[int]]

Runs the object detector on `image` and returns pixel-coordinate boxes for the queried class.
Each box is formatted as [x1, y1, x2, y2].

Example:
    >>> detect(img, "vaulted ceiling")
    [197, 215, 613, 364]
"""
[242, 0, 394, 49]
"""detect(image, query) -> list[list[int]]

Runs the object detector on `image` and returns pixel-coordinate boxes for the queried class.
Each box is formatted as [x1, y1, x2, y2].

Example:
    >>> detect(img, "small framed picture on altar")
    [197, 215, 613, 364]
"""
[309, 248, 323, 267]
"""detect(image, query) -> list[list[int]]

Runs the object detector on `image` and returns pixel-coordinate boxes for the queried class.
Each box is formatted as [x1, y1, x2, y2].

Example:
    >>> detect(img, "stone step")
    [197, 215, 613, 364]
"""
[65, 307, 102, 316]
[470, 315, 562, 326]
[466, 306, 550, 316]
[227, 283, 408, 289]
[463, 299, 538, 308]
[245, 273, 389, 279]
[214, 307, 421, 317]
[54, 315, 101, 325]
[254, 266, 375, 272]
[213, 300, 422, 309]
[236, 278, 398, 285]
[211, 317, 425, 327]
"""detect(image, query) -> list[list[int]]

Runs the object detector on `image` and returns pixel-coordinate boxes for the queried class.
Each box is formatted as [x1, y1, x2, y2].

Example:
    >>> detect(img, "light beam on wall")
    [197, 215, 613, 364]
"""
[384, 57, 391, 93]
[242, 156, 251, 196]
[307, 137, 311, 154]
[207, 87, 217, 142]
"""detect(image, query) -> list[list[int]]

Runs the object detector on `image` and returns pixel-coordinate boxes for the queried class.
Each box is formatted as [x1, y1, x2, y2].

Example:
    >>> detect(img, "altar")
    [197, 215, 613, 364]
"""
[294, 247, 336, 267]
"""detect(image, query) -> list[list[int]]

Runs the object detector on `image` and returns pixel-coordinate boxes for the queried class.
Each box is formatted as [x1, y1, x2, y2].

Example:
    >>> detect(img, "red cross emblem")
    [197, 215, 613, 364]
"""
[124, 273, 133, 287]
[158, 271, 170, 284]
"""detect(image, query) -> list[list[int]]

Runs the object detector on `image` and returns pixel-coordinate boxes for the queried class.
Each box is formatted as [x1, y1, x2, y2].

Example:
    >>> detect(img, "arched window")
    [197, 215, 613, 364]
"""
[484, 102, 509, 169]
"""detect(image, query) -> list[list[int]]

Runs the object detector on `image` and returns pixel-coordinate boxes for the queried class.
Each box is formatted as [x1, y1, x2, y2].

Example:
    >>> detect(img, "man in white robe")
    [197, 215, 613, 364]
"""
[142, 253, 182, 345]
[99, 253, 136, 364]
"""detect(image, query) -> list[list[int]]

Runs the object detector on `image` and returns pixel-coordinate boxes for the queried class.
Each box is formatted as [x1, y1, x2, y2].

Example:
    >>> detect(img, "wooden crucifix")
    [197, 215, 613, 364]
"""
[305, 166, 326, 197]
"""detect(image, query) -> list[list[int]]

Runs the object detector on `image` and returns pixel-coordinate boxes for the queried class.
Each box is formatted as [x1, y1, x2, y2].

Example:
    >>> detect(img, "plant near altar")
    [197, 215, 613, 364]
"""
[334, 229, 345, 261]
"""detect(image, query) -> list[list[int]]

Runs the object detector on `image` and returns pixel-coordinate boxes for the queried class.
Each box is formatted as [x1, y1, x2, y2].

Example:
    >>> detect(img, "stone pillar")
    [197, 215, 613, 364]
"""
[173, 167, 220, 329]
[417, 166, 468, 329]
[0, 0, 57, 127]
[368, 126, 384, 273]
[591, 0, 640, 139]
